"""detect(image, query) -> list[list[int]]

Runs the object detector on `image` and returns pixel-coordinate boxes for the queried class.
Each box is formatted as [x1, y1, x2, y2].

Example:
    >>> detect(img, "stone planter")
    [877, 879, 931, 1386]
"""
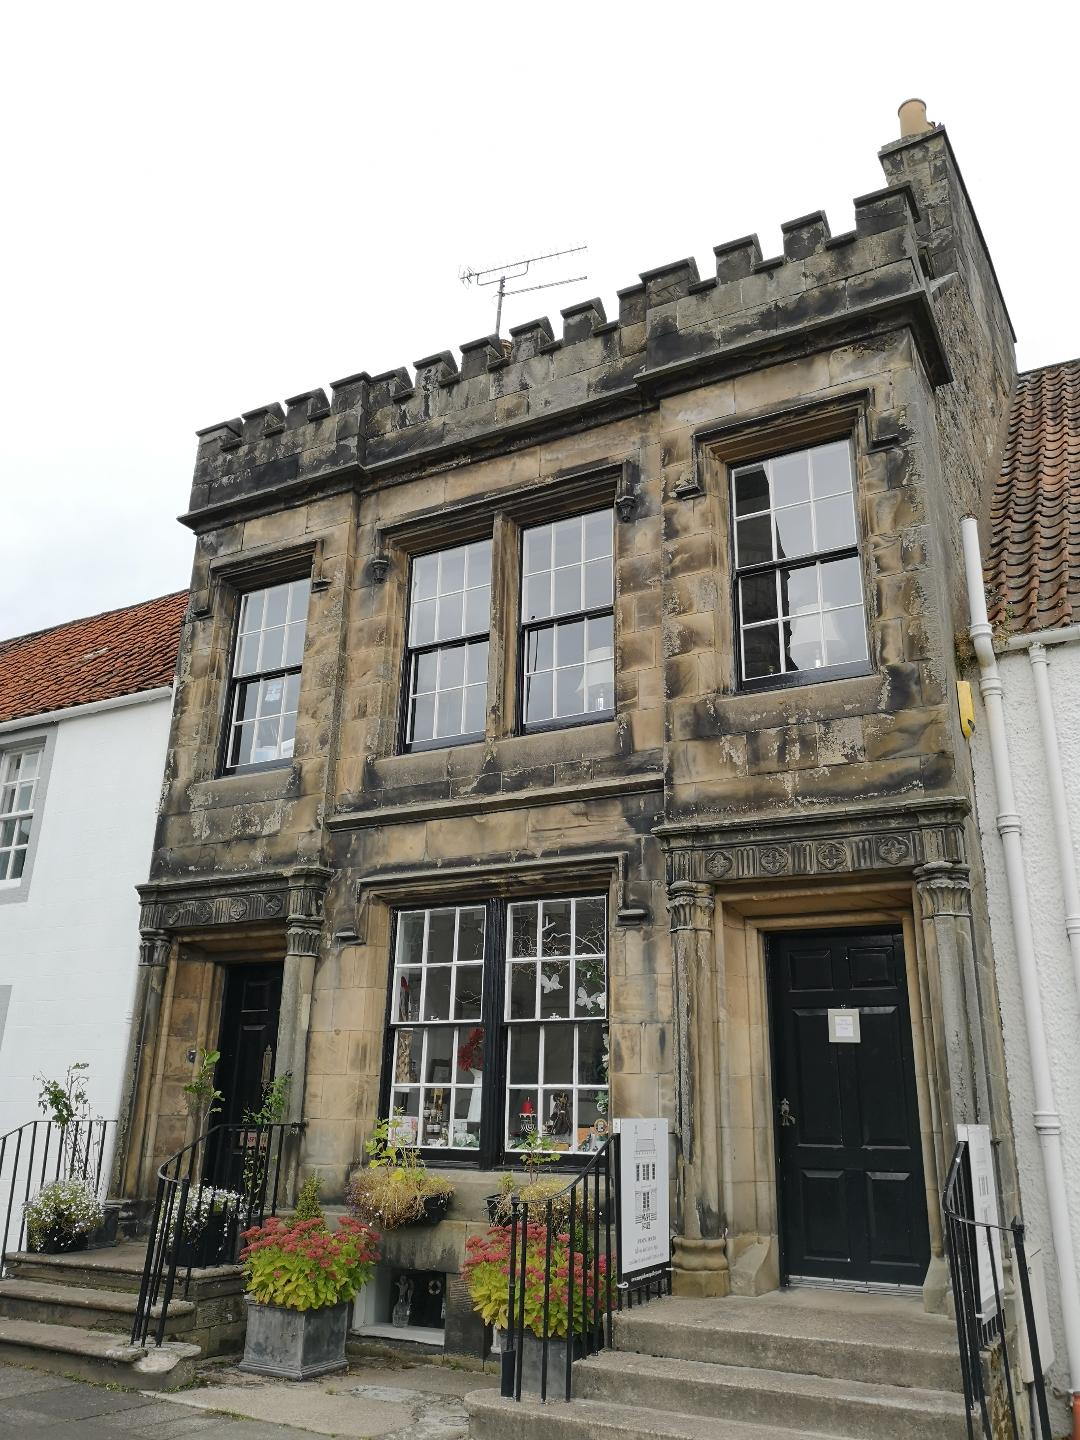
[516, 1329, 583, 1394]
[239, 1297, 351, 1380]
[87, 1202, 120, 1250]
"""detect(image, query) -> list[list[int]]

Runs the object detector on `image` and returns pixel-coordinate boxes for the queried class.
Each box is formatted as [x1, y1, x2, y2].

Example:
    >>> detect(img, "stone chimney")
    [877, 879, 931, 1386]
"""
[898, 98, 933, 138]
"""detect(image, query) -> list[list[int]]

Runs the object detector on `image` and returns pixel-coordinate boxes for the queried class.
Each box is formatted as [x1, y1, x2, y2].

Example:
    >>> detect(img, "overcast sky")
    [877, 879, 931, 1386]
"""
[2, 3, 1076, 641]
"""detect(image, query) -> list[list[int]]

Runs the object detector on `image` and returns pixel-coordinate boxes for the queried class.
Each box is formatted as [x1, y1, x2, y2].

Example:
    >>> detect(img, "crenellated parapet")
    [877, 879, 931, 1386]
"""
[186, 182, 946, 527]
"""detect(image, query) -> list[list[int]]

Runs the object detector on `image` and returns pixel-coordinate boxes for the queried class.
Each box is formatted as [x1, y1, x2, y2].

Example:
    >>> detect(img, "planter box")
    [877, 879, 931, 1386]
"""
[87, 1203, 120, 1251]
[170, 1209, 239, 1269]
[239, 1298, 350, 1380]
[515, 1330, 583, 1394]
[411, 1192, 451, 1226]
[32, 1232, 89, 1255]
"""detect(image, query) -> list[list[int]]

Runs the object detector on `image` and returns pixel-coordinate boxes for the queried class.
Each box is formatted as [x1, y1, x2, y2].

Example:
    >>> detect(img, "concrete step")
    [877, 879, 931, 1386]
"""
[0, 1316, 200, 1391]
[614, 1294, 963, 1393]
[577, 1349, 968, 1440]
[0, 1276, 196, 1335]
[5, 1242, 150, 1294]
[467, 1391, 850, 1440]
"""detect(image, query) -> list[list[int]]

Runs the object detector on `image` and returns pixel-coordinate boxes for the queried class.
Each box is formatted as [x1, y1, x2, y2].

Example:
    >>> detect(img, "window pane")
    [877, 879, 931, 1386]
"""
[434, 688, 464, 738]
[774, 504, 814, 561]
[440, 547, 466, 594]
[586, 614, 614, 661]
[456, 1027, 485, 1082]
[283, 621, 305, 668]
[464, 585, 490, 635]
[392, 1028, 422, 1085]
[740, 572, 777, 624]
[736, 514, 772, 566]
[578, 1026, 607, 1085]
[466, 540, 492, 587]
[254, 720, 280, 762]
[10, 848, 26, 880]
[236, 633, 260, 676]
[540, 959, 571, 1018]
[524, 573, 551, 622]
[238, 681, 260, 721]
[771, 451, 811, 508]
[527, 626, 554, 673]
[556, 619, 585, 667]
[811, 441, 853, 497]
[783, 614, 824, 672]
[733, 465, 769, 516]
[413, 553, 438, 601]
[414, 651, 438, 694]
[556, 665, 584, 717]
[410, 693, 435, 743]
[231, 721, 255, 767]
[814, 492, 857, 551]
[453, 966, 484, 1020]
[421, 1089, 450, 1147]
[820, 556, 863, 610]
[509, 962, 537, 1019]
[259, 626, 285, 671]
[509, 1027, 540, 1085]
[435, 590, 464, 642]
[779, 566, 819, 617]
[424, 966, 452, 1021]
[239, 589, 264, 633]
[410, 598, 436, 647]
[583, 556, 613, 609]
[553, 517, 582, 568]
[458, 907, 486, 962]
[289, 578, 310, 623]
[508, 1092, 539, 1145]
[20, 751, 40, 779]
[523, 524, 551, 576]
[552, 566, 581, 617]
[585, 660, 614, 714]
[577, 1090, 605, 1136]
[525, 671, 554, 725]
[394, 970, 422, 1022]
[261, 677, 285, 714]
[284, 671, 302, 713]
[428, 910, 456, 961]
[399, 912, 425, 965]
[510, 904, 538, 958]
[264, 584, 289, 628]
[824, 607, 868, 666]
[544, 1026, 574, 1083]
[388, 1092, 420, 1147]
[575, 898, 606, 954]
[452, 1091, 481, 1150]
[463, 684, 486, 735]
[584, 509, 613, 560]
[424, 1029, 454, 1083]
[541, 900, 572, 956]
[743, 624, 781, 679]
[16, 783, 34, 811]
[466, 640, 488, 684]
[0, 818, 15, 848]
[279, 713, 297, 756]
[439, 645, 466, 690]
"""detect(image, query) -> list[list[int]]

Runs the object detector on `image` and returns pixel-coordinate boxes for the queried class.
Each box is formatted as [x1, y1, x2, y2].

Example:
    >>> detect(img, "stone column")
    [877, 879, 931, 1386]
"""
[114, 931, 171, 1200]
[668, 878, 730, 1297]
[274, 878, 325, 1199]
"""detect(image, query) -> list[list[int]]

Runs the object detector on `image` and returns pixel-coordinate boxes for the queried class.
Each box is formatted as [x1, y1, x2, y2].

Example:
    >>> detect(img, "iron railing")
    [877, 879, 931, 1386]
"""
[130, 1120, 301, 1347]
[943, 1139, 1052, 1440]
[500, 1133, 670, 1402]
[1, 1118, 115, 1274]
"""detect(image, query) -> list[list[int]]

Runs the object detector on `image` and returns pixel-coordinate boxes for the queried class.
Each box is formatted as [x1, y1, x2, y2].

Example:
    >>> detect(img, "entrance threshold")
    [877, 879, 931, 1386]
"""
[787, 1274, 924, 1298]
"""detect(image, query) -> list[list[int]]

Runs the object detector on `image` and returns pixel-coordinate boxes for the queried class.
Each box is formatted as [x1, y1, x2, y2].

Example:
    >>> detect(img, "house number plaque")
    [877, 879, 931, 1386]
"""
[828, 1008, 861, 1044]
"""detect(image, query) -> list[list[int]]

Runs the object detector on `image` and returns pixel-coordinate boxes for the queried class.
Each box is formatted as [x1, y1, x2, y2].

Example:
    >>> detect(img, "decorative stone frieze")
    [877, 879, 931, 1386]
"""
[138, 866, 330, 935]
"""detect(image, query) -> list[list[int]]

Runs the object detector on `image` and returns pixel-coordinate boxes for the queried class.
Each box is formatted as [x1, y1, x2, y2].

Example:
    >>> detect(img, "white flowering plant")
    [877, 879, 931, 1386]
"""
[24, 1179, 103, 1253]
[166, 1187, 244, 1248]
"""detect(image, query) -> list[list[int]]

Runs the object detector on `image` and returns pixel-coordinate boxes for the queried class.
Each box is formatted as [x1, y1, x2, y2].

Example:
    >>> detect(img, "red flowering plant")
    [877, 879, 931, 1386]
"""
[239, 1214, 379, 1312]
[463, 1222, 613, 1339]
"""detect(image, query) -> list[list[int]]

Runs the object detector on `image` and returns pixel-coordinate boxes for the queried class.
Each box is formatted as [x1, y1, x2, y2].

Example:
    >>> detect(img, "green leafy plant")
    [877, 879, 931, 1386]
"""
[346, 1115, 454, 1229]
[240, 1215, 379, 1311]
[515, 1128, 560, 1182]
[24, 1179, 103, 1253]
[490, 1170, 572, 1230]
[35, 1063, 96, 1177]
[463, 1223, 612, 1338]
[166, 1187, 243, 1249]
[240, 1072, 292, 1198]
[293, 1174, 324, 1224]
[182, 1049, 223, 1133]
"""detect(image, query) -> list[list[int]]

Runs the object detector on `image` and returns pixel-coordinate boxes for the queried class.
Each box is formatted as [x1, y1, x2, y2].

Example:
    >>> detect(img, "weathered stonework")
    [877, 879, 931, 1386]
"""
[120, 117, 1021, 1347]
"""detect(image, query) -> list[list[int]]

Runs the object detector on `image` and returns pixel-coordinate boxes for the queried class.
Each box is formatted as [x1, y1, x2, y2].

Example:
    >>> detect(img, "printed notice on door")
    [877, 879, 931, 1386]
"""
[614, 1118, 670, 1281]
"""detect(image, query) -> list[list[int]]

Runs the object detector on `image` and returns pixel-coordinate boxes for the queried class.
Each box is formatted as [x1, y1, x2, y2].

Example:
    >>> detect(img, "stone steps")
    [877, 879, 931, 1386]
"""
[0, 1276, 196, 1336]
[0, 1316, 200, 1391]
[576, 1349, 968, 1440]
[4, 1243, 151, 1295]
[467, 1393, 848, 1440]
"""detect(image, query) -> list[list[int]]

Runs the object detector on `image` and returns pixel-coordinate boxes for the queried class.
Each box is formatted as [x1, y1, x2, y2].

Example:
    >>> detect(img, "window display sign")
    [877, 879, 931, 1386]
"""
[614, 1118, 670, 1281]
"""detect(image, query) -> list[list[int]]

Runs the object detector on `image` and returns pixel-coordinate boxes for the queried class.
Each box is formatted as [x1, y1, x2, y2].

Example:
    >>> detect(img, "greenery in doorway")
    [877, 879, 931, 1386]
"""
[346, 1114, 455, 1229]
[182, 1049, 224, 1132]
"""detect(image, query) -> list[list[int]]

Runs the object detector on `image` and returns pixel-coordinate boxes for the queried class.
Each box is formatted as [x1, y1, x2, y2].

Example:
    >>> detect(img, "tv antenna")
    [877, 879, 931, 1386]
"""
[460, 244, 588, 337]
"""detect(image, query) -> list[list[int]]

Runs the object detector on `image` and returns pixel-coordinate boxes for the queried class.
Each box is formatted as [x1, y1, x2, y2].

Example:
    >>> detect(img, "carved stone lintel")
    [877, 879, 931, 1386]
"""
[138, 931, 171, 968]
[913, 861, 972, 919]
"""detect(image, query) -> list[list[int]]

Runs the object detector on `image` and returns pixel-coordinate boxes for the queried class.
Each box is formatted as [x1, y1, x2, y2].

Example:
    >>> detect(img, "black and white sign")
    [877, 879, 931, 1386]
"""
[957, 1122, 1004, 1322]
[614, 1118, 670, 1281]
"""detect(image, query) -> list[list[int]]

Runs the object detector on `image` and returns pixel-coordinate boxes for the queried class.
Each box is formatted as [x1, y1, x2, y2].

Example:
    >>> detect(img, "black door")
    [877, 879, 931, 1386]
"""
[207, 962, 283, 1188]
[769, 928, 930, 1287]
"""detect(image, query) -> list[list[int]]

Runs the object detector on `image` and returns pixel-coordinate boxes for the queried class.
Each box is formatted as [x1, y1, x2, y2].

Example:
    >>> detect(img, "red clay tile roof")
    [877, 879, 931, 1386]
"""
[0, 592, 186, 724]
[987, 358, 1080, 635]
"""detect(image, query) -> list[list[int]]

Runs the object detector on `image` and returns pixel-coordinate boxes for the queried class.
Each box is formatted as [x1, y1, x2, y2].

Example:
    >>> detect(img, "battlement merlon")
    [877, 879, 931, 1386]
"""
[184, 178, 951, 530]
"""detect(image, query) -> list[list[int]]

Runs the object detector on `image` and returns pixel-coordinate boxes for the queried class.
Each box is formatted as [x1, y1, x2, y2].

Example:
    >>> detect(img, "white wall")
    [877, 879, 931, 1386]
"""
[970, 643, 1080, 1395]
[0, 695, 171, 1142]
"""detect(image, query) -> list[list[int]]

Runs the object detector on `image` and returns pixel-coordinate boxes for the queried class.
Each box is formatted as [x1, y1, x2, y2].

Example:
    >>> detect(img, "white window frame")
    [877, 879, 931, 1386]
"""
[0, 730, 53, 903]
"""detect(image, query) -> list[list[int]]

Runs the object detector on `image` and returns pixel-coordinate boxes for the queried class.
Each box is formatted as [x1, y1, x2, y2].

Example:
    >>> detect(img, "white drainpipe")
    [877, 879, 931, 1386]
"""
[962, 516, 1080, 1398]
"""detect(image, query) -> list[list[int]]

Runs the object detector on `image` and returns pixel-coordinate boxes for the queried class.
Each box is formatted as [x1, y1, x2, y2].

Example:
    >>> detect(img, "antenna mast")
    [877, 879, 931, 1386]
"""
[460, 244, 588, 337]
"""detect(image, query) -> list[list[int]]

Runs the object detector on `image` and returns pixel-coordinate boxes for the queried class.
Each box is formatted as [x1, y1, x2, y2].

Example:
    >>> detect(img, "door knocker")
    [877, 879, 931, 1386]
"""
[779, 1098, 796, 1128]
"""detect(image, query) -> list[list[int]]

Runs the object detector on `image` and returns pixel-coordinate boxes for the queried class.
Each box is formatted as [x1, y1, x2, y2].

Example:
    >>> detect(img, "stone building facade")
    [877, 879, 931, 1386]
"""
[118, 108, 1019, 1349]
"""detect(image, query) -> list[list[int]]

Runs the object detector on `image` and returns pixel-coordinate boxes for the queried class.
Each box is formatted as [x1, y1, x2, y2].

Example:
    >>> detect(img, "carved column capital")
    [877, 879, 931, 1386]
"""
[138, 931, 171, 968]
[286, 921, 322, 959]
[914, 861, 972, 919]
[668, 881, 715, 933]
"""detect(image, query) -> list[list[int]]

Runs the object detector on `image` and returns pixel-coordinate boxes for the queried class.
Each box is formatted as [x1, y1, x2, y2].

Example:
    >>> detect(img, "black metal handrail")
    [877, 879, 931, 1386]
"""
[1, 1118, 115, 1275]
[943, 1140, 1052, 1440]
[500, 1133, 670, 1403]
[130, 1119, 301, 1347]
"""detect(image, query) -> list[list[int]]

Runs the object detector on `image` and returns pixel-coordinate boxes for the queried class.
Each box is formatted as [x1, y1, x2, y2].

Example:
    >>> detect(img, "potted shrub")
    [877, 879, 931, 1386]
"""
[238, 1185, 379, 1381]
[346, 1116, 454, 1229]
[464, 1221, 613, 1393]
[167, 1186, 244, 1268]
[485, 1132, 569, 1226]
[24, 1178, 103, 1254]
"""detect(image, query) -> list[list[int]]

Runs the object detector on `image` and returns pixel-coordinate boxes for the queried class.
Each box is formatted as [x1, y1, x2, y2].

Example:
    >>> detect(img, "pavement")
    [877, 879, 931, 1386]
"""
[0, 1357, 500, 1439]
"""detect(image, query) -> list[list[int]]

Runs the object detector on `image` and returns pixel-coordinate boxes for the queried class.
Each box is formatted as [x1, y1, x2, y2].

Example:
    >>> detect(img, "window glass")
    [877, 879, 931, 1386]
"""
[732, 441, 866, 686]
[406, 542, 491, 749]
[227, 577, 310, 770]
[0, 747, 42, 882]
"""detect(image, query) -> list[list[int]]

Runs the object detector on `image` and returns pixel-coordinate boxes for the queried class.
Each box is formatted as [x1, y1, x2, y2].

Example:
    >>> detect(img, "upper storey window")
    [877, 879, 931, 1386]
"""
[731, 440, 868, 688]
[0, 747, 42, 882]
[405, 541, 492, 750]
[521, 508, 614, 729]
[225, 577, 310, 771]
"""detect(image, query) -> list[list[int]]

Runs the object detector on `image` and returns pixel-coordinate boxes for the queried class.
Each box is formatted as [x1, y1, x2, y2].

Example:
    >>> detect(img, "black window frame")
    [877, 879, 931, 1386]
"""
[377, 892, 610, 1172]
[730, 437, 872, 694]
[517, 507, 616, 735]
[399, 540, 492, 754]
[219, 573, 312, 777]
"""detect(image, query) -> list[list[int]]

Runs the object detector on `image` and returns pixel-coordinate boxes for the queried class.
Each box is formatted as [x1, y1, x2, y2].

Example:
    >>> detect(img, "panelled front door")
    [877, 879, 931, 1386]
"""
[207, 962, 283, 1188]
[769, 927, 929, 1287]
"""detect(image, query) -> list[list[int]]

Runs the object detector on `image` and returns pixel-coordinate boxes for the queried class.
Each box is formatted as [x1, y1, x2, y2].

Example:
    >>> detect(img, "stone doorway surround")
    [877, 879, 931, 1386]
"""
[657, 798, 980, 1314]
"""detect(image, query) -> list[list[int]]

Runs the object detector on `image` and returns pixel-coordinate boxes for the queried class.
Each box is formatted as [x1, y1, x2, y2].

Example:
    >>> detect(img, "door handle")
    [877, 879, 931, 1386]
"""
[779, 1098, 796, 1128]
